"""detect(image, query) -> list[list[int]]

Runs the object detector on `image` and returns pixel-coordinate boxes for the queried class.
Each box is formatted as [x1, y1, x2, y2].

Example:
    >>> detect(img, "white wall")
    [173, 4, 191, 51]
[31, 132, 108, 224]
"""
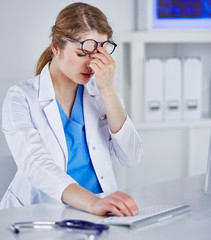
[1, 0, 210, 191]
[0, 0, 135, 156]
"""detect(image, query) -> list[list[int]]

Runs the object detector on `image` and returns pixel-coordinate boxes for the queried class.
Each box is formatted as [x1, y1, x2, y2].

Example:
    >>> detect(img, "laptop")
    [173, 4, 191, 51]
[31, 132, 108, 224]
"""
[98, 204, 191, 229]
[99, 134, 211, 229]
[205, 136, 211, 194]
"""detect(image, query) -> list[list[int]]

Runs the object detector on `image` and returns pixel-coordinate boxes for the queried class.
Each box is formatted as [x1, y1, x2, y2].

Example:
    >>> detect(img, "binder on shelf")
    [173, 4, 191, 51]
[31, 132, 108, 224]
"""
[164, 58, 182, 121]
[144, 58, 164, 121]
[183, 57, 202, 120]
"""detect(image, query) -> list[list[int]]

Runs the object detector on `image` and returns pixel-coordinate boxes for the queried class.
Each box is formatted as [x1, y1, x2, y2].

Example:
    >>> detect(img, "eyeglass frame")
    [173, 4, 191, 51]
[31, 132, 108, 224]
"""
[62, 36, 117, 55]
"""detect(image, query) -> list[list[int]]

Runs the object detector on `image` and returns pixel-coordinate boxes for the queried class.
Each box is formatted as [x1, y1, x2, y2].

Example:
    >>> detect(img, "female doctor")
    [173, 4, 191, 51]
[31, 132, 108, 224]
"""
[1, 2, 142, 217]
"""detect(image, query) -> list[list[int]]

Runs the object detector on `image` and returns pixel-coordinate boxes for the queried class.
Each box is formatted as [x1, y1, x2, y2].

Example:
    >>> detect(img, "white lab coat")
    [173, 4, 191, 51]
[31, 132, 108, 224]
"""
[0, 64, 142, 209]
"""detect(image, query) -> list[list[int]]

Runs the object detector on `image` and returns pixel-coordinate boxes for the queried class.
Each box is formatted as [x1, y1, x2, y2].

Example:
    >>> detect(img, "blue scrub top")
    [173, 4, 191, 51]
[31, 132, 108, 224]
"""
[56, 84, 102, 194]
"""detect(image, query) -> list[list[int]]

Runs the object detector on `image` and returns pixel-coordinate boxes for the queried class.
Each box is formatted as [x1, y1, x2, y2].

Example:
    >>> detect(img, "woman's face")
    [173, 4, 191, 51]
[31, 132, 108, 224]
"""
[56, 30, 108, 85]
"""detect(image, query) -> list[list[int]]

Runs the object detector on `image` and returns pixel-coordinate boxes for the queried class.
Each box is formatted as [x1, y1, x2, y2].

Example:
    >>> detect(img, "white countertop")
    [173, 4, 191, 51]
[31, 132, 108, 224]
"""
[0, 174, 210, 240]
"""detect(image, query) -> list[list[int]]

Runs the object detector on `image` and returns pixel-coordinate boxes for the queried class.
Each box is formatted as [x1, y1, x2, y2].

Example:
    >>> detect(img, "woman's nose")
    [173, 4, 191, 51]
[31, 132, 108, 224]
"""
[87, 54, 93, 63]
[86, 60, 92, 70]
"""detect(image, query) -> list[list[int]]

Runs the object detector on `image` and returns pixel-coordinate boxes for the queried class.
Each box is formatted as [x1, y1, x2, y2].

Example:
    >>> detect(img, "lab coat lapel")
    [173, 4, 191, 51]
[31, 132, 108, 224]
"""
[43, 101, 68, 160]
[83, 80, 103, 145]
[38, 64, 68, 163]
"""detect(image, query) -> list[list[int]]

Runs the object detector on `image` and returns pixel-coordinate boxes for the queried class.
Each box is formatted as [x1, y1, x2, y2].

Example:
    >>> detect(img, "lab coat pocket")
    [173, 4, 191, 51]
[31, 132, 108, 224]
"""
[0, 189, 24, 209]
[109, 135, 113, 155]
[7, 172, 56, 208]
[98, 121, 111, 148]
[98, 114, 107, 128]
[98, 115, 114, 156]
[7, 173, 34, 207]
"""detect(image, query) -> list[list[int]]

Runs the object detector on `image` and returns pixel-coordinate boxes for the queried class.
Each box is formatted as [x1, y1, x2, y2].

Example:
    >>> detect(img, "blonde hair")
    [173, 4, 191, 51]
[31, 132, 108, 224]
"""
[36, 2, 113, 75]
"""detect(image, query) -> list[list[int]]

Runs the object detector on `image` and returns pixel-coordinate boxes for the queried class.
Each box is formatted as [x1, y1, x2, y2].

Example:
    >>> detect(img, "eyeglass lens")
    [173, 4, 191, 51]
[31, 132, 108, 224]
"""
[82, 40, 115, 55]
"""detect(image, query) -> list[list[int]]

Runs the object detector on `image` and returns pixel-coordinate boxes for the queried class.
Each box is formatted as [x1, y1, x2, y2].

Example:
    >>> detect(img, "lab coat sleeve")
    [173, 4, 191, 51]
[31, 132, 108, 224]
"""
[109, 115, 143, 167]
[1, 87, 76, 202]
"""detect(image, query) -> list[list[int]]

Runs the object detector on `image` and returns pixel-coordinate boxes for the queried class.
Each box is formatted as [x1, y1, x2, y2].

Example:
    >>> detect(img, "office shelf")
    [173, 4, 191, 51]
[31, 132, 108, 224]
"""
[135, 119, 211, 130]
[116, 30, 211, 123]
[114, 30, 211, 188]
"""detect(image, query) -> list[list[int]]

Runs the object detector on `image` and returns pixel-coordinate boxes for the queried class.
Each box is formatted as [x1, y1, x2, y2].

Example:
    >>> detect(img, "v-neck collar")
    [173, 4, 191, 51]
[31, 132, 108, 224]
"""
[56, 85, 84, 126]
[71, 84, 84, 124]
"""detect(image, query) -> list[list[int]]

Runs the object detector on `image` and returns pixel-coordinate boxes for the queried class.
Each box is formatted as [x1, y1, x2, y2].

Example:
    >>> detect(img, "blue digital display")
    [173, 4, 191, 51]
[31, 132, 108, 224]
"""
[157, 0, 211, 19]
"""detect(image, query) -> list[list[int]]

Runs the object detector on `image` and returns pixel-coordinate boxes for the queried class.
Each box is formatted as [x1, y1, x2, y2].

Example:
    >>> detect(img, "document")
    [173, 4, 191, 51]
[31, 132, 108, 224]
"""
[144, 58, 164, 121]
[164, 58, 182, 121]
[183, 57, 202, 120]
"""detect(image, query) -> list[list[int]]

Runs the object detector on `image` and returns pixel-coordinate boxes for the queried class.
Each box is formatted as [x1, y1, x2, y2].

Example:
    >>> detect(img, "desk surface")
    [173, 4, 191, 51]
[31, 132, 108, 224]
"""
[0, 174, 210, 240]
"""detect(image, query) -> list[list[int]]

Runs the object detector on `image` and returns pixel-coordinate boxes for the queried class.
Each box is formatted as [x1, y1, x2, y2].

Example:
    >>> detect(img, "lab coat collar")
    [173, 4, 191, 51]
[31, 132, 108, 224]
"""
[38, 64, 68, 165]
[84, 77, 101, 97]
[37, 63, 103, 168]
[38, 63, 55, 102]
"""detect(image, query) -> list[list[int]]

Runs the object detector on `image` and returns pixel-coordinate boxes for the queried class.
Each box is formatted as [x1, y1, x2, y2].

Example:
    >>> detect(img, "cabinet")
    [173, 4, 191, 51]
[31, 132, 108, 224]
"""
[113, 31, 211, 189]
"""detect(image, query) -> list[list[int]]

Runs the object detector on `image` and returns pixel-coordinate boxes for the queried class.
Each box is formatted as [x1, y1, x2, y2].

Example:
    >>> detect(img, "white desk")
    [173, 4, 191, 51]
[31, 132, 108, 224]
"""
[0, 174, 210, 240]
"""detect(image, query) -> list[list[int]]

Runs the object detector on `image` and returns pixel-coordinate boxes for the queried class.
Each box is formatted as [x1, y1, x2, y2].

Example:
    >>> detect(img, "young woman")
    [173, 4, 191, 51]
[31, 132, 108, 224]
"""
[1, 2, 142, 217]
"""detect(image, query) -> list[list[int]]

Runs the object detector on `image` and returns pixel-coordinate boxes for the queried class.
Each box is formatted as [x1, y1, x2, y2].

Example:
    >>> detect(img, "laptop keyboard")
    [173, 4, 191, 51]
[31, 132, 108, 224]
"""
[99, 204, 188, 225]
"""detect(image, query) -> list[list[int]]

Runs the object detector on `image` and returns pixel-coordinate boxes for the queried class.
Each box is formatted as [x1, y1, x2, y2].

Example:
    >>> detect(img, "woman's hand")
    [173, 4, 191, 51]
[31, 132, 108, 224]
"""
[89, 46, 116, 93]
[91, 191, 139, 217]
[89, 46, 126, 134]
[62, 184, 138, 217]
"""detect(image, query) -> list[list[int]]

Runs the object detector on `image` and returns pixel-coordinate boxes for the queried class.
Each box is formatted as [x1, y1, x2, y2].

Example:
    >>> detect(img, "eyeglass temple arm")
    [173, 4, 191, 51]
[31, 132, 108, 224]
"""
[62, 37, 81, 44]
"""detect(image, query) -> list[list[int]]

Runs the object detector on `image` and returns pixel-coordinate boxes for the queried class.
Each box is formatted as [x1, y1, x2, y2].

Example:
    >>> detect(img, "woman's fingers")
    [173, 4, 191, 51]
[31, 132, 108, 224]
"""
[114, 191, 139, 215]
[90, 46, 114, 65]
[105, 204, 124, 217]
[90, 50, 115, 70]
[90, 58, 104, 70]
[110, 192, 139, 216]
[108, 198, 132, 216]
[91, 52, 109, 66]
[95, 46, 114, 62]
[88, 46, 116, 93]
[92, 191, 139, 217]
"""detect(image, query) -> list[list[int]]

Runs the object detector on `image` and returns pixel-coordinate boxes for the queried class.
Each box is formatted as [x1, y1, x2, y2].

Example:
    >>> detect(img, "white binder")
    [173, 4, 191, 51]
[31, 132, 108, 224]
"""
[144, 58, 163, 121]
[164, 58, 182, 121]
[183, 57, 202, 120]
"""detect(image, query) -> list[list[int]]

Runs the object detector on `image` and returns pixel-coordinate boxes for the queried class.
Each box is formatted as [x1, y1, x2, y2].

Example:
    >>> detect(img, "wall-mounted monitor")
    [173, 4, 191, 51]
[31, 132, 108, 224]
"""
[153, 0, 211, 29]
[135, 0, 211, 30]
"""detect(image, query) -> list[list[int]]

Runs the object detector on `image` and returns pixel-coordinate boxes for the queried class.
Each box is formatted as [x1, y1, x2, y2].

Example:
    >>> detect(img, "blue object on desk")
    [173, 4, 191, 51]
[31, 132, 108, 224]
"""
[10, 219, 109, 236]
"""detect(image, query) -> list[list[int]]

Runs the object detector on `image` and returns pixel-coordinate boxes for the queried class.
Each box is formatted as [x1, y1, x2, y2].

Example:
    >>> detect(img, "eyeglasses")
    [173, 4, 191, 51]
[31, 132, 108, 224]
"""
[63, 36, 117, 55]
[10, 219, 109, 237]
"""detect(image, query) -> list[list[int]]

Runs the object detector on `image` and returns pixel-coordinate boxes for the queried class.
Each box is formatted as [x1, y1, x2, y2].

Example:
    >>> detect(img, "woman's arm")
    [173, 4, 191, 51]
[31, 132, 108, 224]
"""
[2, 87, 74, 202]
[89, 46, 126, 134]
[62, 183, 138, 216]
[63, 48, 140, 215]
[90, 46, 143, 166]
